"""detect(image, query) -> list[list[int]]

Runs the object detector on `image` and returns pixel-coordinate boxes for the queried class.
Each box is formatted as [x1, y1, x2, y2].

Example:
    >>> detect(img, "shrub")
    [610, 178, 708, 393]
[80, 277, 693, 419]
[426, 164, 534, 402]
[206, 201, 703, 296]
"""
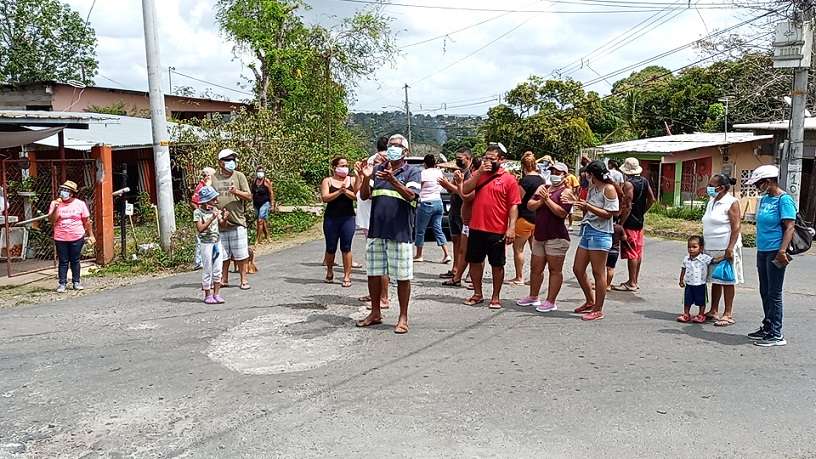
[274, 175, 316, 205]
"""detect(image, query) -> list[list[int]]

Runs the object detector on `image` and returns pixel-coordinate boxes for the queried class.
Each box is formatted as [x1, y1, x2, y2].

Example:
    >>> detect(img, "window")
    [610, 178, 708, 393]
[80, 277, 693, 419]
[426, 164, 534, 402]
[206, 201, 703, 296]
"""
[740, 169, 759, 198]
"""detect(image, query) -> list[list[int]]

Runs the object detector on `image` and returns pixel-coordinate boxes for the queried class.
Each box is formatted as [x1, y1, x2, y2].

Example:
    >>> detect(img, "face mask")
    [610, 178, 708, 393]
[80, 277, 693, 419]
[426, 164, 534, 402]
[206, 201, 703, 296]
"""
[59, 190, 71, 200]
[455, 159, 466, 169]
[550, 175, 563, 186]
[706, 186, 718, 197]
[335, 166, 349, 178]
[256, 172, 265, 179]
[386, 145, 404, 161]
[224, 160, 236, 172]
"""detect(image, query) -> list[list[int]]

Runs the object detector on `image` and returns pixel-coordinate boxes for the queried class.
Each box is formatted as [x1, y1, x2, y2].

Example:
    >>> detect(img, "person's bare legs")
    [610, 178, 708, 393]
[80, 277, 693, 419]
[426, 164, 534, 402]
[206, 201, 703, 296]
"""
[626, 257, 642, 289]
[545, 255, 566, 303]
[414, 245, 424, 259]
[237, 260, 249, 287]
[708, 284, 723, 317]
[589, 250, 609, 312]
[722, 284, 735, 318]
[450, 235, 461, 275]
[509, 235, 528, 283]
[469, 262, 485, 299]
[359, 276, 383, 325]
[261, 219, 269, 241]
[256, 220, 264, 244]
[221, 259, 231, 286]
[573, 248, 594, 305]
[341, 251, 352, 284]
[381, 275, 390, 307]
[395, 280, 411, 332]
[490, 265, 504, 304]
[324, 252, 336, 281]
[452, 235, 469, 282]
[213, 282, 221, 297]
[439, 243, 450, 261]
[528, 254, 547, 299]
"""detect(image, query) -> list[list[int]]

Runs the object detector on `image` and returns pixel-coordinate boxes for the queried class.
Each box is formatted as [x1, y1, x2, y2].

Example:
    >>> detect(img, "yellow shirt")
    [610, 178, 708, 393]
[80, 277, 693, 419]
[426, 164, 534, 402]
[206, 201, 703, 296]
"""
[565, 174, 580, 189]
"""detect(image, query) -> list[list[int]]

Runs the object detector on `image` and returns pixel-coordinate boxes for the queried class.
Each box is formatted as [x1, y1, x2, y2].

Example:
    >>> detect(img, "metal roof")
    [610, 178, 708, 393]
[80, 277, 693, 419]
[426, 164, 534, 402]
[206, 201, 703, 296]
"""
[734, 118, 816, 131]
[0, 110, 118, 128]
[30, 114, 184, 151]
[597, 132, 773, 156]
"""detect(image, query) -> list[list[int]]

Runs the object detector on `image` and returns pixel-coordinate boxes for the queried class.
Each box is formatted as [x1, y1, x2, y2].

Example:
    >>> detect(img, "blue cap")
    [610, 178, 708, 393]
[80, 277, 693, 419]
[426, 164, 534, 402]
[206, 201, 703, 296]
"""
[198, 186, 219, 203]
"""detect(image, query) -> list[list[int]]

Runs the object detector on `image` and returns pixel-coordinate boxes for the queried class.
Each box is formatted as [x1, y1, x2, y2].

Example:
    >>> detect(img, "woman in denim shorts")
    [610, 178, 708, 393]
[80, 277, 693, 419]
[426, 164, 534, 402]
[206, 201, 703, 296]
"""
[570, 160, 621, 321]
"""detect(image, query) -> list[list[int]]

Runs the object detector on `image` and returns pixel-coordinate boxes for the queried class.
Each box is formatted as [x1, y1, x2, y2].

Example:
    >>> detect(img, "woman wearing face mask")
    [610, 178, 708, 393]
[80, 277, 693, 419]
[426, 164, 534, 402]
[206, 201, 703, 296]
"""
[320, 157, 359, 287]
[508, 152, 546, 285]
[518, 162, 575, 312]
[701, 173, 743, 326]
[48, 181, 95, 293]
[570, 160, 621, 321]
[745, 165, 797, 347]
[251, 166, 275, 244]
[414, 154, 450, 263]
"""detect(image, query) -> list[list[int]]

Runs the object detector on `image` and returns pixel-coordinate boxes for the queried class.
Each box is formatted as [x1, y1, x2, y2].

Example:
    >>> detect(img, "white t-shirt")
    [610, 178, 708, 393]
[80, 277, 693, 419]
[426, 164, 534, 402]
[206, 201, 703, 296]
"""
[419, 167, 444, 202]
[702, 193, 741, 251]
[608, 169, 625, 184]
[682, 253, 713, 286]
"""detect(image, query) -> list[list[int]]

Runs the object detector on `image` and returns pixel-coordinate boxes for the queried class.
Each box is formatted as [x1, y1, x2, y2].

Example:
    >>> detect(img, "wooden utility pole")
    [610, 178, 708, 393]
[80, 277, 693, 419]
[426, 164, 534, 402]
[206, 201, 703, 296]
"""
[404, 84, 412, 148]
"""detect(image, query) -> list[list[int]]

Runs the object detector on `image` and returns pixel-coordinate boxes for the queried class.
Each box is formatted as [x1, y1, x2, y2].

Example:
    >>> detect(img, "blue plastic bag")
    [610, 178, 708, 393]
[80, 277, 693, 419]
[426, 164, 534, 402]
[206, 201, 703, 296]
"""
[711, 259, 735, 283]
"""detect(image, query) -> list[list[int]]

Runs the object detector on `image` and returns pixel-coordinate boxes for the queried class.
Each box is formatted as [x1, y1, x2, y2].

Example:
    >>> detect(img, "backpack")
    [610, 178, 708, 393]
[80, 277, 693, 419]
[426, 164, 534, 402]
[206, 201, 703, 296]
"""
[788, 212, 815, 256]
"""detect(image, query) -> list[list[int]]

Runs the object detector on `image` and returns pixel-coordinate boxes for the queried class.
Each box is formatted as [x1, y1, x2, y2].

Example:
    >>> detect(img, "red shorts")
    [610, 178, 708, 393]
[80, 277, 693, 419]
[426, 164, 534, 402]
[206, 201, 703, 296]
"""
[621, 228, 645, 260]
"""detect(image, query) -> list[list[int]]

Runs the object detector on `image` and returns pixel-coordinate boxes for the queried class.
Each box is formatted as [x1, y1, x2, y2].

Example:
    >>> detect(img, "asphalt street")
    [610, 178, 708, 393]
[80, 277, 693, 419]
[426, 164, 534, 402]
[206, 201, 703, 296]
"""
[1, 234, 815, 458]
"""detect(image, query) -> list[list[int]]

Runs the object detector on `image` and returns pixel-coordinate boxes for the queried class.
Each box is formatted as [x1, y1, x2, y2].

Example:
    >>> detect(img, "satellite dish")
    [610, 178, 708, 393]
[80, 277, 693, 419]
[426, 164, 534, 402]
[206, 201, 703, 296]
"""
[65, 80, 87, 89]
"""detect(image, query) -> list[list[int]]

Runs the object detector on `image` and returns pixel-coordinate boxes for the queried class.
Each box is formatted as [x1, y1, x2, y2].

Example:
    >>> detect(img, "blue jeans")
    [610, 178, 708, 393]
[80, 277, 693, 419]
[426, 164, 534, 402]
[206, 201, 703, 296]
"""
[415, 200, 446, 247]
[757, 250, 787, 337]
[55, 238, 85, 285]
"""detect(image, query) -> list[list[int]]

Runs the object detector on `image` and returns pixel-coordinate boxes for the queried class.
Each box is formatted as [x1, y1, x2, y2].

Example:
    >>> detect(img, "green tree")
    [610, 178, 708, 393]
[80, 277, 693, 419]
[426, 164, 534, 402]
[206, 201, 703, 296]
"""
[0, 0, 98, 84]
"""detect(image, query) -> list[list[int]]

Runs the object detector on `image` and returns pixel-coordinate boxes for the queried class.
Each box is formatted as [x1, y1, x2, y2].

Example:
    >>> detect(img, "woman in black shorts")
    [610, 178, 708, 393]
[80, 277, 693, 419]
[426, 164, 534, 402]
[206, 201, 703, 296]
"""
[320, 157, 358, 287]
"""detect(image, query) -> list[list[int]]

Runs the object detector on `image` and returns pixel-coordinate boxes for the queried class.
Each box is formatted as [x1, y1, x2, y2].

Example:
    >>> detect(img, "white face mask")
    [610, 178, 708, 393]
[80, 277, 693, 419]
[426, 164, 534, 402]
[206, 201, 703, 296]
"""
[59, 190, 71, 200]
[549, 175, 564, 186]
[256, 172, 265, 179]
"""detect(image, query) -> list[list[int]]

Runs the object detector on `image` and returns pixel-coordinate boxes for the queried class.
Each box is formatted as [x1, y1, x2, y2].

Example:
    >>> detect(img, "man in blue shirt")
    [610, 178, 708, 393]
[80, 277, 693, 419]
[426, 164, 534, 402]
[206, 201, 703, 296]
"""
[356, 134, 421, 334]
[746, 165, 797, 347]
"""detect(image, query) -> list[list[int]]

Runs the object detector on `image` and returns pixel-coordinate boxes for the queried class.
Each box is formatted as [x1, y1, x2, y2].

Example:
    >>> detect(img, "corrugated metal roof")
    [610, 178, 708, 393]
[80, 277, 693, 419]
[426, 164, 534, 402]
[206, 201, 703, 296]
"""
[597, 132, 773, 155]
[0, 110, 118, 123]
[734, 118, 816, 131]
[30, 114, 184, 151]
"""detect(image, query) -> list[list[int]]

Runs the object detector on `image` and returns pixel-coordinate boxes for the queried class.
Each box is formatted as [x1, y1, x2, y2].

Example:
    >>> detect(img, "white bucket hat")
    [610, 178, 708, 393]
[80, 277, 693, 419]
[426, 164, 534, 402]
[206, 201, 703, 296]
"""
[745, 164, 780, 185]
[620, 157, 643, 175]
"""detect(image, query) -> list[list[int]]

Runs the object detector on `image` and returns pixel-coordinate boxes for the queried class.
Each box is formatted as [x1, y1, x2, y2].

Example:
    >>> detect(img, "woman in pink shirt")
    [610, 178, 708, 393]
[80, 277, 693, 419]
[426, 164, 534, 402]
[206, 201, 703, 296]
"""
[48, 180, 95, 293]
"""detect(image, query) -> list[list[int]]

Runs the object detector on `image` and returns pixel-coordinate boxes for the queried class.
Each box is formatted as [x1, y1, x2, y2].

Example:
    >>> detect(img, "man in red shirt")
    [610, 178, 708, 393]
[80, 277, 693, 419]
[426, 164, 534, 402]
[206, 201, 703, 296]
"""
[461, 143, 521, 309]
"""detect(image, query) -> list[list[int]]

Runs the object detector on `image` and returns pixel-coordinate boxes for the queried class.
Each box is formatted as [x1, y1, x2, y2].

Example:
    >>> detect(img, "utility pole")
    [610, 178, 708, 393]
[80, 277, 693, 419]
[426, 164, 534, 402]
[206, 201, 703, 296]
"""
[784, 68, 808, 206]
[141, 0, 176, 251]
[404, 83, 412, 148]
[168, 66, 175, 95]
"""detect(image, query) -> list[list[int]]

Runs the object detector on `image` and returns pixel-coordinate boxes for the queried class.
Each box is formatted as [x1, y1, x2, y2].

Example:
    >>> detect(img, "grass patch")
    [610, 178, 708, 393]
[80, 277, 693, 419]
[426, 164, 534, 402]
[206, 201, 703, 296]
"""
[645, 213, 756, 248]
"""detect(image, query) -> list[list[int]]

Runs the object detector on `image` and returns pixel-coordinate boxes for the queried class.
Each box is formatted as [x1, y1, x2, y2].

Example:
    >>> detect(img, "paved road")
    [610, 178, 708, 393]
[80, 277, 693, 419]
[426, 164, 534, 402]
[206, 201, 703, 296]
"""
[1, 235, 815, 458]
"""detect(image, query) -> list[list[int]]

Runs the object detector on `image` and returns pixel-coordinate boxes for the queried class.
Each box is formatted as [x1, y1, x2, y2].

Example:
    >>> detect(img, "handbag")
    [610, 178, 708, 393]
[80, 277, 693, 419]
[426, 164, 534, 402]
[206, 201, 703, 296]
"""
[787, 212, 814, 256]
[711, 259, 735, 283]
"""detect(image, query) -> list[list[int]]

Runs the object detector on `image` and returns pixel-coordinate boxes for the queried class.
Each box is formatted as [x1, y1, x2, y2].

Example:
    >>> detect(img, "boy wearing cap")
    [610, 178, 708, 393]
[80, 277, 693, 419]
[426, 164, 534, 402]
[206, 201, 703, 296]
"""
[211, 148, 252, 290]
[194, 186, 229, 304]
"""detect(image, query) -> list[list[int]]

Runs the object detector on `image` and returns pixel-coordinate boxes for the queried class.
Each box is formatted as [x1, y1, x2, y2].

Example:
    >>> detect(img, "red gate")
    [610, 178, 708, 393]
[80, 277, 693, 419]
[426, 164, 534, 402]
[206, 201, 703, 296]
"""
[1, 158, 98, 277]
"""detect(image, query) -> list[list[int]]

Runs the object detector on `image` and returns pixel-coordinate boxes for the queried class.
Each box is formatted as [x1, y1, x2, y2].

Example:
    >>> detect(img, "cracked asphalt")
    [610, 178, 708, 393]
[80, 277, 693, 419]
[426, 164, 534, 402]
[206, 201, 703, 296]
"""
[1, 234, 815, 458]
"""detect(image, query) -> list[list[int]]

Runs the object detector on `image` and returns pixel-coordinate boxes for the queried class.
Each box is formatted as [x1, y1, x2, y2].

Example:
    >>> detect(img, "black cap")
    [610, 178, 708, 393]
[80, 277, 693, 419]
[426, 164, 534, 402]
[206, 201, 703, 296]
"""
[585, 160, 608, 178]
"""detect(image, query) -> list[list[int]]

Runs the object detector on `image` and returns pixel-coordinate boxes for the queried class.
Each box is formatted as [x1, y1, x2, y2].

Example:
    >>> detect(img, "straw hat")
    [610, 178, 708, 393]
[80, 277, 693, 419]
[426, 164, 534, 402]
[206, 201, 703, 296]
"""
[60, 180, 78, 193]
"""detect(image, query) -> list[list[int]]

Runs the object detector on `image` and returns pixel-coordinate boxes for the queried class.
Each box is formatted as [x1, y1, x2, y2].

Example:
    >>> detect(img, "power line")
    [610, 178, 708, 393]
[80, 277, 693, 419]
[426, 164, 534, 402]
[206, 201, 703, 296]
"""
[169, 70, 254, 97]
[399, 10, 516, 49]
[336, 0, 767, 13]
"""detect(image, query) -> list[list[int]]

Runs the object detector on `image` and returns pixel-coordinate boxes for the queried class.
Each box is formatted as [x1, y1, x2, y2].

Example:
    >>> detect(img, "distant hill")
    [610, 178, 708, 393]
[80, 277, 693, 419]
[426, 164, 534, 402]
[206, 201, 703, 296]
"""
[348, 111, 484, 150]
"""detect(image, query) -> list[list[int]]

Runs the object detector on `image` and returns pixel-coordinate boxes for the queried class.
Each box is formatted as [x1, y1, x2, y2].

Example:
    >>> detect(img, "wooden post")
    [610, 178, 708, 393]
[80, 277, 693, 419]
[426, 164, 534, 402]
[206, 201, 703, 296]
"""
[92, 144, 114, 265]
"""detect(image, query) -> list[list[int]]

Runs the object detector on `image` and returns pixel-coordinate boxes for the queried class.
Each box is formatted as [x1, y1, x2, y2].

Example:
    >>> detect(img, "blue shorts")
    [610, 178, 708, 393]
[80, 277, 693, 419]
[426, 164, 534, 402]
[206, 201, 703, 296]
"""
[684, 284, 707, 307]
[578, 224, 613, 252]
[255, 202, 271, 220]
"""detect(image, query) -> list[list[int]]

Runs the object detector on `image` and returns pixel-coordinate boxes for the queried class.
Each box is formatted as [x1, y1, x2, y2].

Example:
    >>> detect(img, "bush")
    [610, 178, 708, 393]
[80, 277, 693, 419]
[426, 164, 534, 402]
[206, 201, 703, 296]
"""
[742, 232, 756, 248]
[274, 175, 316, 205]
[649, 203, 705, 221]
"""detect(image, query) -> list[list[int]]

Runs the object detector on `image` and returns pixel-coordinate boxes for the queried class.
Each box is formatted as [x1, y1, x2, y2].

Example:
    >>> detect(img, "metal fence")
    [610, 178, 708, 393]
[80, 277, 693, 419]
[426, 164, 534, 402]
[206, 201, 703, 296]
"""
[1, 158, 97, 277]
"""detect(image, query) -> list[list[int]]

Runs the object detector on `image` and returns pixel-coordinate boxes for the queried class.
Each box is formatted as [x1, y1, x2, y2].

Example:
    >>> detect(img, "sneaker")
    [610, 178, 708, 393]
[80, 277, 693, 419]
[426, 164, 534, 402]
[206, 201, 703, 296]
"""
[72, 282, 84, 291]
[747, 327, 768, 340]
[516, 296, 541, 307]
[214, 295, 225, 304]
[536, 300, 558, 313]
[56, 284, 67, 293]
[204, 295, 218, 305]
[754, 335, 786, 347]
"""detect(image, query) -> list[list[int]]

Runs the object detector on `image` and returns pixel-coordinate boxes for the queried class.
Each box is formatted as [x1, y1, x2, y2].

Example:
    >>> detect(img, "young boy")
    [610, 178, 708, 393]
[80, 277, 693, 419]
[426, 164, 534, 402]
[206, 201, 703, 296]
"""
[195, 186, 229, 304]
[678, 236, 713, 323]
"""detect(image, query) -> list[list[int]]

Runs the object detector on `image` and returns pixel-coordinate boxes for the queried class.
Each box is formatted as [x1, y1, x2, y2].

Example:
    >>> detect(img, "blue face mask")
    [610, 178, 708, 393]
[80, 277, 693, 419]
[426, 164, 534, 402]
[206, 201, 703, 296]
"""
[706, 186, 718, 197]
[385, 146, 404, 161]
[59, 190, 71, 200]
[224, 160, 236, 172]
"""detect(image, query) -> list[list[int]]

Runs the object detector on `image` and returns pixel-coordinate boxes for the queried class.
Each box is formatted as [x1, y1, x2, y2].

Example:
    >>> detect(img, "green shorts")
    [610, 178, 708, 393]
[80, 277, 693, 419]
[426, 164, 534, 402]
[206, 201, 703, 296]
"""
[366, 238, 413, 281]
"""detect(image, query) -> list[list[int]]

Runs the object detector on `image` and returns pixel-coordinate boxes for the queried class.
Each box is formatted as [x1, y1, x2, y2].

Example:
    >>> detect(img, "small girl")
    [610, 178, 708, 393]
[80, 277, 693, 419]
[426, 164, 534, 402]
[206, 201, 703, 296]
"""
[195, 186, 229, 304]
[678, 235, 713, 323]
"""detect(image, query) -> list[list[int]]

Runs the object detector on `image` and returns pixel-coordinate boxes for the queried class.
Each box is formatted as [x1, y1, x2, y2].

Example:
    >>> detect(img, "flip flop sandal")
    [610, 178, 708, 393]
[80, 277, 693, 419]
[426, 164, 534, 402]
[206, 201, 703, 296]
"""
[714, 317, 736, 327]
[240, 283, 251, 290]
[691, 314, 707, 324]
[342, 280, 352, 288]
[676, 313, 691, 323]
[439, 271, 455, 279]
[574, 303, 594, 313]
[394, 323, 409, 334]
[324, 277, 334, 284]
[463, 295, 484, 306]
[442, 279, 462, 287]
[611, 283, 639, 292]
[356, 317, 383, 328]
[509, 280, 526, 286]
[366, 301, 390, 310]
[359, 295, 371, 302]
[489, 301, 503, 310]
[705, 314, 719, 322]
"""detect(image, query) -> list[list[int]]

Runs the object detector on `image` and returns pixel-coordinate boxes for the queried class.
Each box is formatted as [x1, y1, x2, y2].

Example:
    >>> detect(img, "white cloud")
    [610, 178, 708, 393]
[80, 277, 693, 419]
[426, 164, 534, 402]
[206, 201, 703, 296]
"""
[66, 0, 761, 113]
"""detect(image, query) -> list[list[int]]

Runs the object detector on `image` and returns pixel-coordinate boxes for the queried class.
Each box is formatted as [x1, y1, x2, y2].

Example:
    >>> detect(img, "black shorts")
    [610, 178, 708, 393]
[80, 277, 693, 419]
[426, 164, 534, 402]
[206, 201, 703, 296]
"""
[684, 284, 707, 307]
[466, 229, 506, 267]
[606, 249, 619, 269]
[449, 213, 463, 237]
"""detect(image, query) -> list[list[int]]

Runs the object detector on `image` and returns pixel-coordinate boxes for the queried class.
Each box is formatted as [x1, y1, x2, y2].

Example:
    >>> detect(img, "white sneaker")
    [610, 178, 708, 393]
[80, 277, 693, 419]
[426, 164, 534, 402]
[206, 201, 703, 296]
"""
[535, 300, 558, 313]
[72, 282, 84, 291]
[56, 284, 67, 293]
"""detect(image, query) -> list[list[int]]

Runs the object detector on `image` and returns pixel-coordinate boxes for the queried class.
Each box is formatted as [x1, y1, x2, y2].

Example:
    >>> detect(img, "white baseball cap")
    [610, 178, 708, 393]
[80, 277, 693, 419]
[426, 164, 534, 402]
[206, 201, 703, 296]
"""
[218, 148, 238, 160]
[745, 164, 779, 185]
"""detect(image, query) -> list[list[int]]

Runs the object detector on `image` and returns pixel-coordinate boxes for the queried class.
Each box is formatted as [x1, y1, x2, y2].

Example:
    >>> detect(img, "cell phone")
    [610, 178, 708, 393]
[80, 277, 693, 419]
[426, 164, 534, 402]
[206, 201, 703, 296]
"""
[771, 254, 792, 269]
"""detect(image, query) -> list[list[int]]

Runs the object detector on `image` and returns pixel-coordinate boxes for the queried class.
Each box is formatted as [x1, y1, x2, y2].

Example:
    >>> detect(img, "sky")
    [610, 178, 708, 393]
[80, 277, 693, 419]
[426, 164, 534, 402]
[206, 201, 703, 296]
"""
[63, 0, 768, 115]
